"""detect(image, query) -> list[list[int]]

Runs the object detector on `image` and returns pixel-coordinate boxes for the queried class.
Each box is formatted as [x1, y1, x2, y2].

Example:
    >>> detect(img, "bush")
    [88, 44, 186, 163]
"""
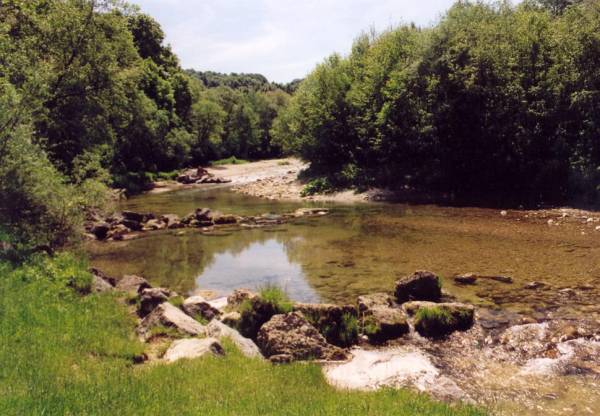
[0, 96, 96, 249]
[301, 177, 334, 197]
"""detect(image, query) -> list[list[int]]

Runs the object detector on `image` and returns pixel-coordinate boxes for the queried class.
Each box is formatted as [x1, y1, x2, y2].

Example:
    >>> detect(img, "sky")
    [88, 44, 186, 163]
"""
[131, 0, 461, 83]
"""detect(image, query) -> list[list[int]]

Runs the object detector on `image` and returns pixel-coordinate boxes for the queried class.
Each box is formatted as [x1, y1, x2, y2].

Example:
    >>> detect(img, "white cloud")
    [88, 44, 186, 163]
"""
[130, 0, 477, 82]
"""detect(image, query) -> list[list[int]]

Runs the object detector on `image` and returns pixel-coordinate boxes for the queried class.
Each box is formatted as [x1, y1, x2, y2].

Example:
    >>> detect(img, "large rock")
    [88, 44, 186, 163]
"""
[160, 214, 184, 229]
[139, 288, 172, 317]
[120, 218, 143, 231]
[195, 208, 214, 222]
[182, 295, 222, 321]
[107, 224, 130, 240]
[357, 293, 396, 313]
[137, 303, 205, 341]
[403, 301, 475, 338]
[256, 312, 348, 362]
[221, 311, 242, 329]
[239, 296, 284, 339]
[90, 267, 117, 286]
[206, 320, 262, 358]
[116, 274, 151, 295]
[364, 307, 409, 343]
[163, 338, 224, 363]
[293, 303, 359, 347]
[395, 271, 442, 304]
[91, 271, 114, 293]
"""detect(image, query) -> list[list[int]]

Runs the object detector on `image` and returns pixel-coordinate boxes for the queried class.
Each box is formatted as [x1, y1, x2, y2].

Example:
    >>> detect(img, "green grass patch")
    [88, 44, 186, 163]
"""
[0, 255, 486, 416]
[258, 284, 294, 313]
[211, 156, 249, 166]
[413, 306, 459, 338]
[168, 295, 185, 308]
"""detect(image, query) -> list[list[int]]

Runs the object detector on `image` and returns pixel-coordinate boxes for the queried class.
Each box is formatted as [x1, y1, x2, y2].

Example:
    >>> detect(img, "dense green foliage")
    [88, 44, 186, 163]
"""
[0, 255, 485, 415]
[0, 0, 289, 248]
[274, 0, 600, 206]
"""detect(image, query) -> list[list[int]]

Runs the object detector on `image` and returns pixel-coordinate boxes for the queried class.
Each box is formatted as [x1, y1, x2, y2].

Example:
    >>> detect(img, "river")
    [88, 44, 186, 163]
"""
[86, 186, 600, 416]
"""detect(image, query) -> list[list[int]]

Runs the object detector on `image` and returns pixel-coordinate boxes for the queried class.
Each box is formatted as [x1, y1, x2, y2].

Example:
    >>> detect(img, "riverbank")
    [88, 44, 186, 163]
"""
[150, 159, 600, 221]
[0, 254, 484, 416]
[148, 158, 386, 203]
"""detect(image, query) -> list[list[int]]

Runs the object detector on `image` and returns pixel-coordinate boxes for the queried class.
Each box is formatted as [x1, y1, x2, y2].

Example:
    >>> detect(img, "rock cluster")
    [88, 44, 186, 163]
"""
[86, 207, 330, 241]
[176, 167, 231, 185]
[89, 268, 479, 367]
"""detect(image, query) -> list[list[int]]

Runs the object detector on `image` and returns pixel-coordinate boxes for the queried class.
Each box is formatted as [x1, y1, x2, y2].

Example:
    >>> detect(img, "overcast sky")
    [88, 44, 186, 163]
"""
[131, 0, 465, 83]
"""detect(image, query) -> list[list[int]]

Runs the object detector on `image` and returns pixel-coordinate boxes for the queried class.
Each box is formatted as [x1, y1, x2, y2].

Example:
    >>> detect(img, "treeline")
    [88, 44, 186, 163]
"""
[0, 0, 288, 250]
[187, 69, 302, 94]
[274, 0, 600, 206]
[185, 69, 292, 162]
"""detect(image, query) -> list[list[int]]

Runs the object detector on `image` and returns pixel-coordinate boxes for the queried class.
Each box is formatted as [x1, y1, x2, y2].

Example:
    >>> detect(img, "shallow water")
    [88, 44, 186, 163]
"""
[88, 188, 600, 319]
[86, 187, 600, 415]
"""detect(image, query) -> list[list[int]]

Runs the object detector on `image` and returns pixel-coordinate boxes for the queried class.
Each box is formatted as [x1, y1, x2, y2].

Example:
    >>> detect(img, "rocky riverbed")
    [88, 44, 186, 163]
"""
[89, 267, 600, 415]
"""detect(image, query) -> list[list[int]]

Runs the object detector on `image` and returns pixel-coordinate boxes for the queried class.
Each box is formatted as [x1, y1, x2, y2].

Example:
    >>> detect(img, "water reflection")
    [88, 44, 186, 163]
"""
[195, 239, 320, 302]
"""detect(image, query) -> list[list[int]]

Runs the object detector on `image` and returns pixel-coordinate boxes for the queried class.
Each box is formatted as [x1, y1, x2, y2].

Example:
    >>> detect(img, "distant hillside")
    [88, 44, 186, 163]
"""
[186, 69, 302, 94]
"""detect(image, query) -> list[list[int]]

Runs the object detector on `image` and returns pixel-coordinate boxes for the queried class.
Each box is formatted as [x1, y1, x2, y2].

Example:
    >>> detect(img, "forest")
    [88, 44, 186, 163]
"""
[274, 0, 600, 207]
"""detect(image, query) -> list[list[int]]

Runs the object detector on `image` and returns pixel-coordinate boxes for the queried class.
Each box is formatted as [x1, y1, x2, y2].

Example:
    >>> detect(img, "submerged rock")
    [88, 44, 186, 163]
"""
[323, 348, 466, 401]
[395, 271, 442, 304]
[256, 312, 348, 362]
[454, 273, 478, 285]
[163, 337, 224, 363]
[137, 303, 205, 341]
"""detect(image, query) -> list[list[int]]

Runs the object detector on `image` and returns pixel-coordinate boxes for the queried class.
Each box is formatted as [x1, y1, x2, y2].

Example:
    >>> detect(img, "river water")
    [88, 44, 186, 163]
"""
[86, 187, 600, 415]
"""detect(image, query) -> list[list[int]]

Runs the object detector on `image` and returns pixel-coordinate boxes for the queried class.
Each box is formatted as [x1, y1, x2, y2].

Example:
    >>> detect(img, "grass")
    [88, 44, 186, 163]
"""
[211, 156, 249, 166]
[0, 255, 486, 416]
[258, 284, 294, 313]
[413, 306, 458, 338]
[415, 306, 455, 326]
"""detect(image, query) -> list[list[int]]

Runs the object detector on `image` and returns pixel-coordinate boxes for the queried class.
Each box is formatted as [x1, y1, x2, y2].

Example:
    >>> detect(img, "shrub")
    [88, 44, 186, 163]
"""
[301, 177, 333, 197]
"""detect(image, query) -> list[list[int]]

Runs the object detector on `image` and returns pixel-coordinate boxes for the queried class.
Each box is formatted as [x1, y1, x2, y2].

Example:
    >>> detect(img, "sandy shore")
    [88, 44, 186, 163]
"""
[150, 158, 379, 203]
